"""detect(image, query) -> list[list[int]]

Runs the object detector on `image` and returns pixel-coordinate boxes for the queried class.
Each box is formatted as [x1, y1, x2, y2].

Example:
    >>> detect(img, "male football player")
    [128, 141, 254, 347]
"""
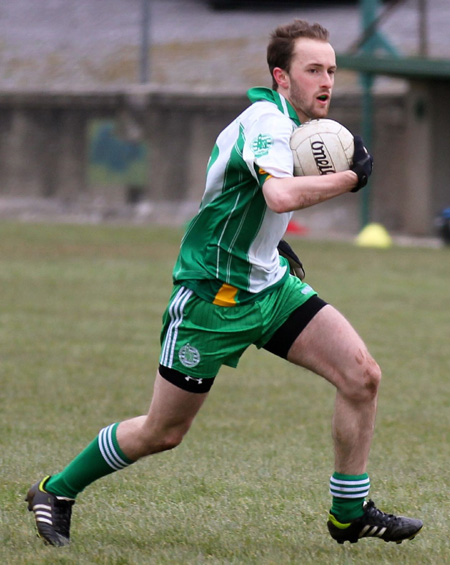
[26, 19, 422, 547]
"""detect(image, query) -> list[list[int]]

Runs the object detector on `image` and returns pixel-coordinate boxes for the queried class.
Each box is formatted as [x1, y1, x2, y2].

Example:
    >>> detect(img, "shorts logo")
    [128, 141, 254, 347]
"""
[179, 343, 201, 368]
[251, 134, 273, 157]
[185, 375, 203, 385]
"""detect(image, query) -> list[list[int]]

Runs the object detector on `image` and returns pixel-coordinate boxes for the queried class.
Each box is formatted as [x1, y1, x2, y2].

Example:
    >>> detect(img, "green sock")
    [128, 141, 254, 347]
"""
[329, 472, 370, 523]
[45, 423, 134, 499]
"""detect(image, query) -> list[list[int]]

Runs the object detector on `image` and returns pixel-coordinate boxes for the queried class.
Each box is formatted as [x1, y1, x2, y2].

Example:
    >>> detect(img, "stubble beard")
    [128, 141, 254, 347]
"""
[289, 82, 330, 121]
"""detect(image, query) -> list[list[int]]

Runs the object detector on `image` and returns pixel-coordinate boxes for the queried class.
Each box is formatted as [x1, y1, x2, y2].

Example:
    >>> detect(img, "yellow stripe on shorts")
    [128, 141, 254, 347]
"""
[213, 283, 238, 306]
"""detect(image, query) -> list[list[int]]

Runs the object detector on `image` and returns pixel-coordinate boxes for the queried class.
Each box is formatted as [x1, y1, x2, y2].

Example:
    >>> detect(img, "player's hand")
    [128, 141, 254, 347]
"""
[350, 135, 373, 192]
[277, 239, 305, 281]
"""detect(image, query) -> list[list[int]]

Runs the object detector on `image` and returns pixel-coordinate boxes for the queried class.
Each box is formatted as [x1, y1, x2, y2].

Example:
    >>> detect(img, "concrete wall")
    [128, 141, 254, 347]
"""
[0, 91, 119, 202]
[403, 81, 450, 235]
[0, 85, 440, 236]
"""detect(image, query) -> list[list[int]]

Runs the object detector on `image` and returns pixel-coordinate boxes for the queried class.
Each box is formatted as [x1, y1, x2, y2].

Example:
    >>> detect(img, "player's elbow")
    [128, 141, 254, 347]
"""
[266, 198, 290, 214]
[263, 187, 293, 214]
[263, 177, 302, 213]
[266, 193, 304, 214]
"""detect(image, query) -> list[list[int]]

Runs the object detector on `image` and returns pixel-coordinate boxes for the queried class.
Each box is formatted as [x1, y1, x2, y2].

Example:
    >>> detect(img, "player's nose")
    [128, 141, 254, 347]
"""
[321, 74, 333, 88]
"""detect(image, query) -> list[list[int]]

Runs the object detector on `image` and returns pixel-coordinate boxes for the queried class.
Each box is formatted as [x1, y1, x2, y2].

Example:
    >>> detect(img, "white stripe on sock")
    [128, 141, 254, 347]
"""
[329, 475, 370, 499]
[98, 425, 129, 471]
[330, 477, 371, 486]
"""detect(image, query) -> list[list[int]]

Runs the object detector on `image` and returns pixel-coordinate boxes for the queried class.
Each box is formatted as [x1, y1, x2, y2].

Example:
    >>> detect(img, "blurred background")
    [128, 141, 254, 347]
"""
[1, 0, 449, 241]
[2, 0, 448, 90]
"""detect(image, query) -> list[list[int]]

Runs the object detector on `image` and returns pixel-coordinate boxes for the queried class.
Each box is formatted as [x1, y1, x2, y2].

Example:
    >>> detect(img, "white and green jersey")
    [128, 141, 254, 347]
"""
[173, 87, 301, 306]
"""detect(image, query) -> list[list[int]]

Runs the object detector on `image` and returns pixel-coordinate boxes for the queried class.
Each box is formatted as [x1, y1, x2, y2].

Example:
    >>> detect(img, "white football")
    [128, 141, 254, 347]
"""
[290, 119, 354, 177]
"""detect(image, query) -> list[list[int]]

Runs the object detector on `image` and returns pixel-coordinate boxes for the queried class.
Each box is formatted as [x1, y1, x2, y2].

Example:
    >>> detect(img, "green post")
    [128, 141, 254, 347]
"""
[360, 72, 374, 229]
[358, 0, 398, 229]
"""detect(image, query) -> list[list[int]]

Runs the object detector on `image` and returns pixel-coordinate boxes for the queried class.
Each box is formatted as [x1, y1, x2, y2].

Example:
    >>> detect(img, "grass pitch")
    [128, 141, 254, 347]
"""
[1, 221, 449, 564]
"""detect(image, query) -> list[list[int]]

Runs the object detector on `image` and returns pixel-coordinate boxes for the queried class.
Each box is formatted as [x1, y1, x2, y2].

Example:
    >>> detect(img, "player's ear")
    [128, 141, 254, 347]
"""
[273, 67, 289, 90]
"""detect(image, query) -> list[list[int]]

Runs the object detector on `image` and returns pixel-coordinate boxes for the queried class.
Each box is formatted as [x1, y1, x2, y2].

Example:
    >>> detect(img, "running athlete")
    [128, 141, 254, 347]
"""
[26, 19, 422, 547]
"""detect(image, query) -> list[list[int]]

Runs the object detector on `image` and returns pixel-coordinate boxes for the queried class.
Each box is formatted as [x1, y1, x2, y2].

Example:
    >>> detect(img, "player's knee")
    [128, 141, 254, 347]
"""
[158, 429, 185, 452]
[343, 355, 381, 403]
[363, 358, 382, 398]
[136, 425, 187, 457]
[143, 431, 184, 455]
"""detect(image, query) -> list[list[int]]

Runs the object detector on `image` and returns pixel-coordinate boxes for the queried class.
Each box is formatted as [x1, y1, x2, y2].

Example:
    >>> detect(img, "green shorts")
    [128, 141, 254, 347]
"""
[160, 276, 317, 380]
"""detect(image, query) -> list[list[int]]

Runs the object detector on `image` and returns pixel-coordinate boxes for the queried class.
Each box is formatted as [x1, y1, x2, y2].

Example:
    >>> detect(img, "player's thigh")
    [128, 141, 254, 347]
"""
[287, 304, 380, 393]
[143, 371, 209, 437]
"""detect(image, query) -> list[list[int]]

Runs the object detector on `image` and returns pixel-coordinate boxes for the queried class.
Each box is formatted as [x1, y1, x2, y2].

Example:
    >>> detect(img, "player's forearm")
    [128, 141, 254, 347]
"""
[263, 171, 358, 213]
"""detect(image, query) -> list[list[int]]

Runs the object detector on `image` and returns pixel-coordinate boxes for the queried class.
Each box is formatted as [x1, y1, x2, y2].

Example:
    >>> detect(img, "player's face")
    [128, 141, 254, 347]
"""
[285, 38, 336, 123]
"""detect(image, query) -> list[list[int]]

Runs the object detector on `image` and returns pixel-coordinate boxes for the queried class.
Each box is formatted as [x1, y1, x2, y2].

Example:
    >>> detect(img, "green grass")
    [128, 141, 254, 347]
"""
[1, 221, 449, 564]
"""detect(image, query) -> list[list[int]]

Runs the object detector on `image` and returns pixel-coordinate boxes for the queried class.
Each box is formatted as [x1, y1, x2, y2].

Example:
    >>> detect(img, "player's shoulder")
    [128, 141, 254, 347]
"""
[247, 98, 287, 118]
[243, 99, 292, 133]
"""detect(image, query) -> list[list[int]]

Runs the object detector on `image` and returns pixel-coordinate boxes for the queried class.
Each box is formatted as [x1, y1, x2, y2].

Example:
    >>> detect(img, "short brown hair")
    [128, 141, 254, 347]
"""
[267, 19, 330, 90]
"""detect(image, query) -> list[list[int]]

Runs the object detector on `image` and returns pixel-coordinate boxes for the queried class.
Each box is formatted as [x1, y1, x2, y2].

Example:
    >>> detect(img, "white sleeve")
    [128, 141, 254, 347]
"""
[243, 110, 295, 180]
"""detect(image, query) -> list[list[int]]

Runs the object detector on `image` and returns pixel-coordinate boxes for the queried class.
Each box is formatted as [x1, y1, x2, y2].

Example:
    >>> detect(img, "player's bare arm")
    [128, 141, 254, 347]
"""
[262, 170, 358, 213]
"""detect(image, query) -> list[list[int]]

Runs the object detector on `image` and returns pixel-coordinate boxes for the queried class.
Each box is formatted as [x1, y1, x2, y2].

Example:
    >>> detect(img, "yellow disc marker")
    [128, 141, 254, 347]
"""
[356, 223, 392, 248]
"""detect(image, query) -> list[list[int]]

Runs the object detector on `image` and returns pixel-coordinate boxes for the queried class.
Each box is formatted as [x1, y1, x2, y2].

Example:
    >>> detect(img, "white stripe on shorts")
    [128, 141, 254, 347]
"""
[161, 286, 193, 368]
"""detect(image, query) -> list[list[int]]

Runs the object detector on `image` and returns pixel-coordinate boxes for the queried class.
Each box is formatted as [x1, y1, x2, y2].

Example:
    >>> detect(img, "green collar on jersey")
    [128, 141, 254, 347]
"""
[247, 87, 300, 126]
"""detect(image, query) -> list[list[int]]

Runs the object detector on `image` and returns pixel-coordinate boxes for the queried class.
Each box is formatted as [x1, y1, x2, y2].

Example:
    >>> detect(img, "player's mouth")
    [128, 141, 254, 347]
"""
[316, 93, 330, 104]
